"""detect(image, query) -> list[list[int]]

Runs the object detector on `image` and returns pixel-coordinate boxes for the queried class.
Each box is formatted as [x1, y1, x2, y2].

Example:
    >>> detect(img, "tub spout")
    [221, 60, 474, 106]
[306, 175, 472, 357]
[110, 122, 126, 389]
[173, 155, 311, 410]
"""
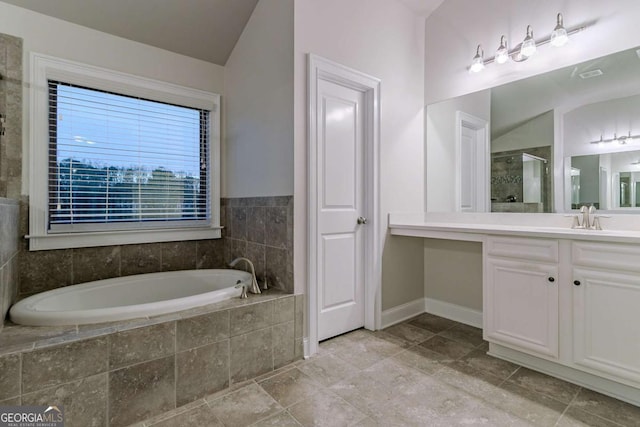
[235, 280, 248, 299]
[229, 257, 261, 294]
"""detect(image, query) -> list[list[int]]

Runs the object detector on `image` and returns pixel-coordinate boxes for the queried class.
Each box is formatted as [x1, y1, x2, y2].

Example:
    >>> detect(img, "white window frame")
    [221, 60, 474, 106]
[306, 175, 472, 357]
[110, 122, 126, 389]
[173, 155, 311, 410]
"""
[28, 53, 221, 251]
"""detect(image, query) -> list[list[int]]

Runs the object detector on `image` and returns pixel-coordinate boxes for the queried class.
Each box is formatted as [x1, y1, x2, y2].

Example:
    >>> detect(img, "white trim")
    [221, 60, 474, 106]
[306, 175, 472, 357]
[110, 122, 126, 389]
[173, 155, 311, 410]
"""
[381, 298, 425, 329]
[307, 54, 381, 356]
[490, 343, 640, 407]
[28, 53, 221, 250]
[380, 297, 483, 329]
[28, 227, 222, 251]
[454, 111, 490, 213]
[424, 297, 483, 328]
[303, 338, 310, 359]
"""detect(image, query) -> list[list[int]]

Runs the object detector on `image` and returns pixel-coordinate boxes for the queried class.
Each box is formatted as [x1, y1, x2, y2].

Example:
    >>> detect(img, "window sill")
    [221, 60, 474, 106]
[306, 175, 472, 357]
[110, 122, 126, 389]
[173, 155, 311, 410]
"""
[27, 227, 222, 251]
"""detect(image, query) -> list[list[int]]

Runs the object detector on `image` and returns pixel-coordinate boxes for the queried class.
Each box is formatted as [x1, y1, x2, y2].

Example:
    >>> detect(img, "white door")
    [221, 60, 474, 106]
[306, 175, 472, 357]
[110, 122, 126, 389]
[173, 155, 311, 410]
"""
[460, 125, 477, 211]
[456, 112, 488, 212]
[316, 78, 366, 341]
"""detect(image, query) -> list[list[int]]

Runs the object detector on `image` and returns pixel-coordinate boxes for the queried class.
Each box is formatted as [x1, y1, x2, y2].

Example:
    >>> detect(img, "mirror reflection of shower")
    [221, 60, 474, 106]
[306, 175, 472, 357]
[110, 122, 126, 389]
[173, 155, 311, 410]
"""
[522, 153, 546, 206]
[571, 167, 581, 206]
[491, 148, 550, 213]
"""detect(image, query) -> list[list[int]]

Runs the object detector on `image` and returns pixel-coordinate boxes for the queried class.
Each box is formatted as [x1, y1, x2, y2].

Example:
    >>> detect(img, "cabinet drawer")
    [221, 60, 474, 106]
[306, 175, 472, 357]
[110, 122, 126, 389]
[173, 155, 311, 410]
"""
[572, 241, 640, 273]
[486, 236, 558, 263]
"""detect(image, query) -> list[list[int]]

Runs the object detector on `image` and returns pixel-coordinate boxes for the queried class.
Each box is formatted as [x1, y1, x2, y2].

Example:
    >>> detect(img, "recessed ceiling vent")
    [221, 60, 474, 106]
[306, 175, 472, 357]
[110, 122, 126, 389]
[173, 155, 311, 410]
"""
[579, 69, 603, 79]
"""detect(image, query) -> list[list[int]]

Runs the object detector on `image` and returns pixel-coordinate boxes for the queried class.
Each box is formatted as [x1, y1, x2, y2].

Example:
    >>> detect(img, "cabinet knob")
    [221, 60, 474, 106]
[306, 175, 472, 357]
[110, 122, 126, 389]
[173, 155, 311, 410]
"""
[548, 277, 555, 283]
[574, 280, 581, 286]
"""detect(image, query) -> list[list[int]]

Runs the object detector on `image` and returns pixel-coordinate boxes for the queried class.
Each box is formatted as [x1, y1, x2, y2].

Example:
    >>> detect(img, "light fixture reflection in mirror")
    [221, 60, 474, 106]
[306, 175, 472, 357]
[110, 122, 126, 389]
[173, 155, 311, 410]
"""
[568, 151, 640, 211]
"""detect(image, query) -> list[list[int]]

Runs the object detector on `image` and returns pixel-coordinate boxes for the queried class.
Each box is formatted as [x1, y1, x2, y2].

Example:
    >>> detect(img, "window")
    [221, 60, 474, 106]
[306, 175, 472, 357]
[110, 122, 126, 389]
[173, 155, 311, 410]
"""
[29, 54, 220, 250]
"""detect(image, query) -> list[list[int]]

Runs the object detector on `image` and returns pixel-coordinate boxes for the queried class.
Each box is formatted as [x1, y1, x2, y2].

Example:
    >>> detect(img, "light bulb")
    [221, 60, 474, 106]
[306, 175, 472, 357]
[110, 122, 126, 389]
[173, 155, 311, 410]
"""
[550, 13, 568, 47]
[469, 45, 485, 73]
[495, 35, 509, 64]
[520, 25, 537, 57]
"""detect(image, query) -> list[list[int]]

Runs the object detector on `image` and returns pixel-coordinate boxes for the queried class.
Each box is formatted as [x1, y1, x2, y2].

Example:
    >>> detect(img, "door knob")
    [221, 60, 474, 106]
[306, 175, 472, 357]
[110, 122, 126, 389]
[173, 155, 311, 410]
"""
[357, 216, 368, 225]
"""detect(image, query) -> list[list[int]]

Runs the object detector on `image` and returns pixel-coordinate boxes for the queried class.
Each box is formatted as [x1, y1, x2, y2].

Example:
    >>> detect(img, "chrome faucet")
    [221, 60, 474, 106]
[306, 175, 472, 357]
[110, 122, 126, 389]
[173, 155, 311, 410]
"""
[229, 257, 261, 294]
[570, 205, 608, 230]
[581, 206, 591, 229]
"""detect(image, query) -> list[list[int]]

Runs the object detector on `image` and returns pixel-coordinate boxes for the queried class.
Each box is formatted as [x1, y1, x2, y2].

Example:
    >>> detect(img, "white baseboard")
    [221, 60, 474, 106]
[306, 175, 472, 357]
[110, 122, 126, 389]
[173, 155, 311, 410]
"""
[303, 338, 310, 359]
[424, 298, 483, 328]
[380, 298, 426, 329]
[381, 297, 483, 330]
[490, 343, 640, 407]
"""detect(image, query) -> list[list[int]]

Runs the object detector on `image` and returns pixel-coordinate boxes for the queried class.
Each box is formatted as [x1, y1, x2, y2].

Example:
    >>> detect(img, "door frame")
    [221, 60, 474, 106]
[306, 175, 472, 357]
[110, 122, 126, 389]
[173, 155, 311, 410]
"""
[455, 111, 489, 212]
[307, 54, 381, 356]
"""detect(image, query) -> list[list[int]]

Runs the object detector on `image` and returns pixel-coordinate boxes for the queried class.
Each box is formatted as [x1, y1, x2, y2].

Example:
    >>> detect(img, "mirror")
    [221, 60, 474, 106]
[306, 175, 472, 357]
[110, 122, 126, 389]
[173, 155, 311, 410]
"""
[426, 46, 640, 213]
[568, 150, 640, 211]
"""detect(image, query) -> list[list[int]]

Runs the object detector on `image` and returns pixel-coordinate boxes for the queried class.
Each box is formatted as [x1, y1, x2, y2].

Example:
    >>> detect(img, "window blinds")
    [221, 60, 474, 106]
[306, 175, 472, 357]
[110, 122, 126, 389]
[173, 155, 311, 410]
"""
[48, 81, 210, 230]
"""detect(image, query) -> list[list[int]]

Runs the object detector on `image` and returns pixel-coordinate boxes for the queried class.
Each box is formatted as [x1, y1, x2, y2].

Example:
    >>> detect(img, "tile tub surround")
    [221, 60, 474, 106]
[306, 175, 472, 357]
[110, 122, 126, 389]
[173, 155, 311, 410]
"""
[0, 198, 20, 331]
[16, 195, 293, 297]
[17, 232, 226, 297]
[134, 314, 640, 427]
[222, 196, 293, 293]
[0, 33, 23, 200]
[0, 291, 304, 427]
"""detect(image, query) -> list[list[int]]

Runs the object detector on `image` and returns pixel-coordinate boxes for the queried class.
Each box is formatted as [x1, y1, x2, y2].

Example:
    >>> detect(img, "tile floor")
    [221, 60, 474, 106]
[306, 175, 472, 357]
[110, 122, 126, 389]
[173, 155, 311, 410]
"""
[135, 313, 640, 427]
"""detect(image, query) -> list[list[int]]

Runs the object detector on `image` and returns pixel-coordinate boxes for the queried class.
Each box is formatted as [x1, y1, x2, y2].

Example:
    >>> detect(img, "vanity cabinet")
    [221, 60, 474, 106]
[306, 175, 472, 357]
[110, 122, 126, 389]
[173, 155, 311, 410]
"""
[484, 236, 559, 359]
[390, 212, 640, 405]
[484, 237, 640, 389]
[572, 242, 640, 387]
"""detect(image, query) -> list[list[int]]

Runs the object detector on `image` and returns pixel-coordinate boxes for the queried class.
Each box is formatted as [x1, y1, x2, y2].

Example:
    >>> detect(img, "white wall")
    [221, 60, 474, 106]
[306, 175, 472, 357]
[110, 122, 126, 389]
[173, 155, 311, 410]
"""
[425, 0, 640, 104]
[563, 95, 640, 157]
[492, 110, 554, 153]
[426, 90, 490, 212]
[294, 0, 426, 307]
[0, 2, 225, 195]
[223, 0, 294, 198]
[424, 239, 483, 312]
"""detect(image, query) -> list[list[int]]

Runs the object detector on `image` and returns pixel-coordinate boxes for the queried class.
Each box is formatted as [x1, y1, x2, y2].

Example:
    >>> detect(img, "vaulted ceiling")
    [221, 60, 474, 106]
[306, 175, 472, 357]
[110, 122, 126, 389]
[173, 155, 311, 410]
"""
[2, 0, 446, 65]
[0, 0, 259, 65]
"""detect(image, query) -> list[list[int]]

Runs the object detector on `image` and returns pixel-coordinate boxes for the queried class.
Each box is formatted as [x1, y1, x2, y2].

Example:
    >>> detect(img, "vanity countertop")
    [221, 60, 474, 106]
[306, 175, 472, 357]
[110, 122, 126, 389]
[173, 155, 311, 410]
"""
[389, 212, 640, 244]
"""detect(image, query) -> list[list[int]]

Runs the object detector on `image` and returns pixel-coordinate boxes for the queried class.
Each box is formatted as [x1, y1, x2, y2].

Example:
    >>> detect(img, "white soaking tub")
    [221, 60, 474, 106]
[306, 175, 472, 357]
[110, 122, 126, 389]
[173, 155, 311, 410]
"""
[10, 269, 252, 326]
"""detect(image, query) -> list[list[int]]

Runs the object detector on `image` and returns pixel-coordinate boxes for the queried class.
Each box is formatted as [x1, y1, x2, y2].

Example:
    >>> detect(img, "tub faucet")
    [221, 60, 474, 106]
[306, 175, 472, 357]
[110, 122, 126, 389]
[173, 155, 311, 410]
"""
[229, 257, 261, 294]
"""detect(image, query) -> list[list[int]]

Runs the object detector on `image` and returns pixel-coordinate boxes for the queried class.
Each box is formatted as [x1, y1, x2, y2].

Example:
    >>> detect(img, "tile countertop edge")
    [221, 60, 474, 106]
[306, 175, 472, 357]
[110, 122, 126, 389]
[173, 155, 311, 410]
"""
[388, 213, 640, 244]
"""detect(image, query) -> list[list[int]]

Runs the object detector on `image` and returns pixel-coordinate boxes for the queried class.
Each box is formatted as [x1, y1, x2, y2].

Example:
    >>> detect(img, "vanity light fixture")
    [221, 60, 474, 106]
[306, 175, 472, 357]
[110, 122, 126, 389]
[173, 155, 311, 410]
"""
[469, 45, 485, 73]
[495, 36, 509, 64]
[550, 13, 569, 47]
[520, 26, 537, 57]
[469, 13, 587, 73]
[590, 131, 640, 145]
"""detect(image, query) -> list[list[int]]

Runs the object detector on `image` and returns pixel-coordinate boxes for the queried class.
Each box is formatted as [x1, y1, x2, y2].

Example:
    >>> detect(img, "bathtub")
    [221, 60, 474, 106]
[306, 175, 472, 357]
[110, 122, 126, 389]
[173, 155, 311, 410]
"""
[10, 269, 252, 326]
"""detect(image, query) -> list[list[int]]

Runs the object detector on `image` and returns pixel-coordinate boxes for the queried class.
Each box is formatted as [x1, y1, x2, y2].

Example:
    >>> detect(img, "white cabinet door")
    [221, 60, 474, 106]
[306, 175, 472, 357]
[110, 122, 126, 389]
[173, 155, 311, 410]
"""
[573, 268, 640, 386]
[485, 257, 559, 358]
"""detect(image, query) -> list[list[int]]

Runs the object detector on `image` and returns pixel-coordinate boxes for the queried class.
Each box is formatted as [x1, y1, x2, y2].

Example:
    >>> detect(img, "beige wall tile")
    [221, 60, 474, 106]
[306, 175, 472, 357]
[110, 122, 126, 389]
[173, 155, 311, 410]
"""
[230, 328, 273, 383]
[176, 310, 229, 351]
[22, 373, 107, 427]
[108, 356, 175, 427]
[22, 338, 108, 394]
[109, 323, 175, 369]
[176, 341, 229, 406]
